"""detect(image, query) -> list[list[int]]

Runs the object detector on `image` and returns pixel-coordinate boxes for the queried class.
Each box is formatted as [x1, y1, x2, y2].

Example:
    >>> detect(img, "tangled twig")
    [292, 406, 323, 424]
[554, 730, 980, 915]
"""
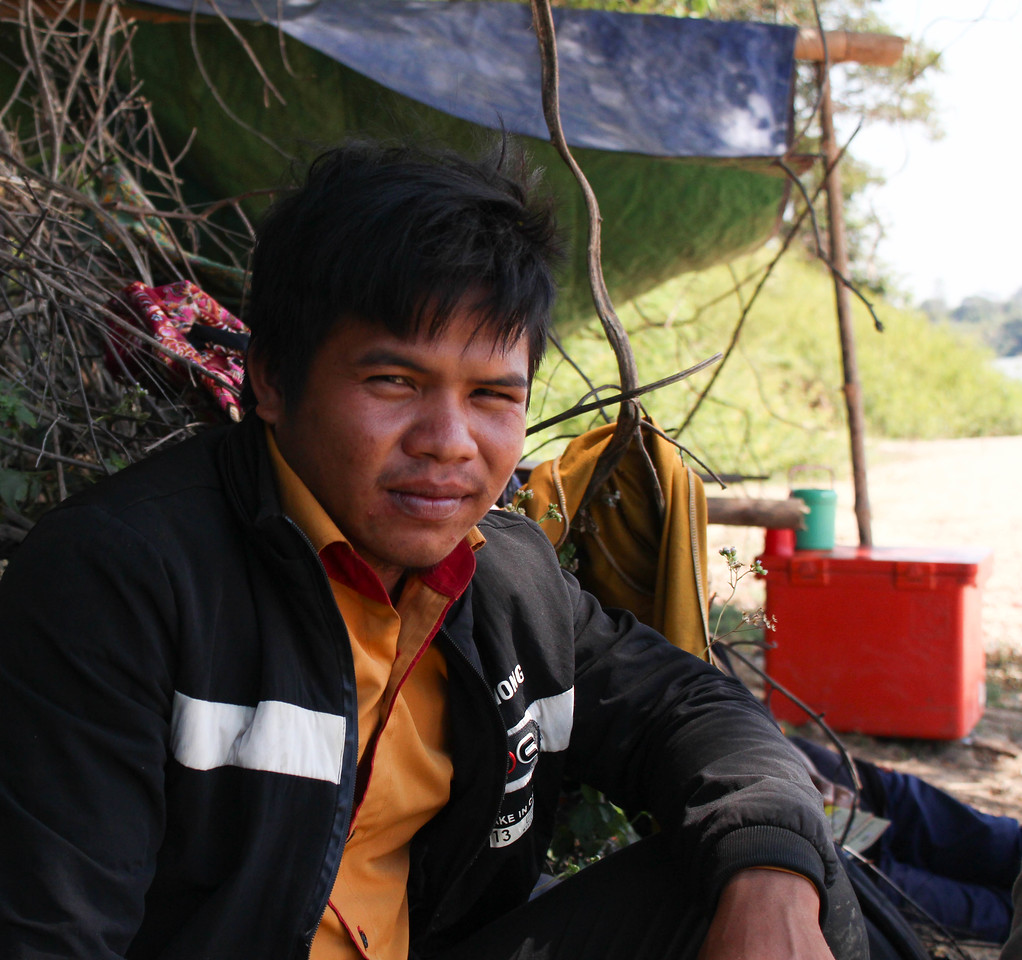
[0, 0, 255, 538]
[529, 0, 645, 514]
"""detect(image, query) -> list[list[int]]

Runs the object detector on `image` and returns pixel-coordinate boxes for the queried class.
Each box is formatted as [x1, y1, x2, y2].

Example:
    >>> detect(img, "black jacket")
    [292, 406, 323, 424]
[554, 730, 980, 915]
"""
[0, 415, 837, 959]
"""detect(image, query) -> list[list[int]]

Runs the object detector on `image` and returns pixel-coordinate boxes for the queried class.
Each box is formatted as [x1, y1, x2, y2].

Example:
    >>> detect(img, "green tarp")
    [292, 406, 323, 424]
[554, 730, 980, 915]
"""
[2, 1, 797, 329]
[128, 14, 792, 328]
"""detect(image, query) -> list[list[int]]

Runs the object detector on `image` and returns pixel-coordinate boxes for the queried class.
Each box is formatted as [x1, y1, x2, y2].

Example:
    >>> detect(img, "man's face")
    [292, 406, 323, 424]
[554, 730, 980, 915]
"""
[251, 308, 530, 592]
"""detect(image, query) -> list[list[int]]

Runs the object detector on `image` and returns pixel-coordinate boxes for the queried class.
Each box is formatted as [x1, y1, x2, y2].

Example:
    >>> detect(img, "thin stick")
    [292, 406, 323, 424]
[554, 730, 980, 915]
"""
[0, 434, 106, 472]
[528, 354, 721, 435]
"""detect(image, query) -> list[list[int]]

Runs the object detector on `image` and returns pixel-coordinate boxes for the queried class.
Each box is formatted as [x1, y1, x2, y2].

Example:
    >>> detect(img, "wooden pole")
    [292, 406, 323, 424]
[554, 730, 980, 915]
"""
[707, 497, 807, 530]
[796, 29, 906, 67]
[817, 62, 872, 546]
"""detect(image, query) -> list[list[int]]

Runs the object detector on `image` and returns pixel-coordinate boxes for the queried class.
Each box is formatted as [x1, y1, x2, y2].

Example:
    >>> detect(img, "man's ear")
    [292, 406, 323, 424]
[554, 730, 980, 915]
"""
[246, 344, 285, 425]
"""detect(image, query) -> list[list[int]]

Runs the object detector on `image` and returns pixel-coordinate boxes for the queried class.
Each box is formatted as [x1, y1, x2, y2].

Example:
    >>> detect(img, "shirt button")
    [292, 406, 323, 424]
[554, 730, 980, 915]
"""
[359, 928, 369, 949]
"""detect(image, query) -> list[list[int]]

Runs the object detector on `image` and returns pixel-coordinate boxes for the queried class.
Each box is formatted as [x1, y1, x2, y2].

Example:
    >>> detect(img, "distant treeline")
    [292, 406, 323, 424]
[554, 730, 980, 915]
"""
[921, 290, 1022, 358]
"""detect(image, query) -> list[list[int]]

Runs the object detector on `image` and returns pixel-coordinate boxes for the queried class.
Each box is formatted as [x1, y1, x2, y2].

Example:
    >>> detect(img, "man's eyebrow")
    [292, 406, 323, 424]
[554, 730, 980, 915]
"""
[478, 373, 530, 390]
[354, 347, 427, 372]
[354, 347, 528, 390]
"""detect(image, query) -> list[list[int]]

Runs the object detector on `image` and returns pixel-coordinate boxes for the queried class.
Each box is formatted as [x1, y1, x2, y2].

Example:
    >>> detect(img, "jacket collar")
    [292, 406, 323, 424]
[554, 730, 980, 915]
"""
[217, 410, 295, 543]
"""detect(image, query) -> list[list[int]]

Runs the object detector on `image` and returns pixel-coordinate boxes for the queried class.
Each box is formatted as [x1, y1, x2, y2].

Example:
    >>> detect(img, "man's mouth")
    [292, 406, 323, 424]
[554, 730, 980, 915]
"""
[388, 486, 475, 521]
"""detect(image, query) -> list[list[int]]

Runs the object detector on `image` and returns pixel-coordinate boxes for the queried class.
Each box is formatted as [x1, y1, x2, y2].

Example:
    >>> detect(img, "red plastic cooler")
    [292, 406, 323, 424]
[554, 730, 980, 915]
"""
[758, 545, 993, 739]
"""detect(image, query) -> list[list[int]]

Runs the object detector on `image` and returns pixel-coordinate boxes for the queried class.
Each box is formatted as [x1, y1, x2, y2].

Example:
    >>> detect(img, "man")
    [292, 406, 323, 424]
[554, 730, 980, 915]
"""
[0, 139, 864, 959]
[795, 736, 1021, 944]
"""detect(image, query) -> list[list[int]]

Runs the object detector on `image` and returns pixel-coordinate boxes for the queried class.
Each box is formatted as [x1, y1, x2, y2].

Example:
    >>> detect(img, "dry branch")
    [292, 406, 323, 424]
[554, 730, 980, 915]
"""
[529, 0, 644, 516]
[0, 0, 255, 536]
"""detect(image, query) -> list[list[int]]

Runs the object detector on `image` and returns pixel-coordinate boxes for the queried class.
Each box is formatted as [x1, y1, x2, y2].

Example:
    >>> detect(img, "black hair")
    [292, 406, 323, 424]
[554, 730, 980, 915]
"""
[242, 136, 563, 409]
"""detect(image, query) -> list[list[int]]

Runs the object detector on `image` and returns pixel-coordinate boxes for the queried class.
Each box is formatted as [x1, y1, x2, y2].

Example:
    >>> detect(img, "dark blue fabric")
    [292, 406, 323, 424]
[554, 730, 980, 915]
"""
[879, 859, 1013, 944]
[132, 0, 797, 158]
[793, 737, 1022, 943]
[878, 763, 1022, 891]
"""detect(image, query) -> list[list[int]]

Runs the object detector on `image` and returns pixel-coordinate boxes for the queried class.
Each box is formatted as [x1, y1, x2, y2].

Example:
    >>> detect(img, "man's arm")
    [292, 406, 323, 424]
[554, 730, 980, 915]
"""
[0, 504, 175, 958]
[698, 870, 835, 960]
[561, 567, 839, 928]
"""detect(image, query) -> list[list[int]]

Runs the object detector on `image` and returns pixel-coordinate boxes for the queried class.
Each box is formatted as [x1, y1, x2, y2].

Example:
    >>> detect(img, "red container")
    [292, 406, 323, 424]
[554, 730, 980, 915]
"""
[758, 545, 993, 739]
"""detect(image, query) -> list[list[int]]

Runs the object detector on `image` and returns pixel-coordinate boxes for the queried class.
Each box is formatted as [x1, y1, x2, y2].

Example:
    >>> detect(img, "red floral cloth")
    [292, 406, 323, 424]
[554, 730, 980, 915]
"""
[113, 281, 249, 422]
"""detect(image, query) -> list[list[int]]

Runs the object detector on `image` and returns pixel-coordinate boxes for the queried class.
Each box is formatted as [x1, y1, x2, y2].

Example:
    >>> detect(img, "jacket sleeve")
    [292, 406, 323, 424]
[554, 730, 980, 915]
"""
[562, 564, 838, 917]
[0, 504, 178, 959]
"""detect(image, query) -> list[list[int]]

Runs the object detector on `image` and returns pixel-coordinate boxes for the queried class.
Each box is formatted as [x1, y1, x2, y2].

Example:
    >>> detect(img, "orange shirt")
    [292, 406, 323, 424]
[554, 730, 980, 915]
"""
[266, 429, 482, 960]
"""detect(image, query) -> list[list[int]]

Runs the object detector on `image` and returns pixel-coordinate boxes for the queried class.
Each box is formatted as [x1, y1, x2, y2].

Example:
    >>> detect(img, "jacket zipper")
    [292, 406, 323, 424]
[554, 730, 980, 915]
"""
[282, 517, 358, 960]
[425, 626, 510, 932]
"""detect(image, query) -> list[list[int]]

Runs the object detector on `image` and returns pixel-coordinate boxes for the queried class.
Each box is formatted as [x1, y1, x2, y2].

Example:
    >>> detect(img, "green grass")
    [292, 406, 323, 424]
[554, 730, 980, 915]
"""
[527, 248, 1022, 477]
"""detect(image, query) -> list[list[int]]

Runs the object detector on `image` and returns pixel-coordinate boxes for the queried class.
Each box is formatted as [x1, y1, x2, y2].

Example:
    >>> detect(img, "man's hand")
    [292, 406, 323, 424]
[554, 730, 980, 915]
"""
[697, 868, 837, 960]
[810, 771, 857, 810]
[792, 743, 857, 810]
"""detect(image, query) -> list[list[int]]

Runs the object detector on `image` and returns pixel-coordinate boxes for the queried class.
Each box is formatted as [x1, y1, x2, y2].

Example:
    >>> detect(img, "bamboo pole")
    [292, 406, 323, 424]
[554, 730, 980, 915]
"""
[707, 497, 807, 530]
[796, 29, 906, 67]
[817, 62, 873, 547]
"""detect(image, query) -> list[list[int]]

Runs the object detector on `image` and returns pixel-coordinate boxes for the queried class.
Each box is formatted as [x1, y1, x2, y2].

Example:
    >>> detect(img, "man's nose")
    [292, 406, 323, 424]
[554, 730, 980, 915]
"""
[403, 396, 478, 462]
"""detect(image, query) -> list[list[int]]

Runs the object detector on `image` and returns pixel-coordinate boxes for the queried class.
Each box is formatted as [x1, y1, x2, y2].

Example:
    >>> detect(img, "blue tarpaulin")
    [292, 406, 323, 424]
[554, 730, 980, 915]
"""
[110, 1, 801, 322]
[135, 0, 797, 158]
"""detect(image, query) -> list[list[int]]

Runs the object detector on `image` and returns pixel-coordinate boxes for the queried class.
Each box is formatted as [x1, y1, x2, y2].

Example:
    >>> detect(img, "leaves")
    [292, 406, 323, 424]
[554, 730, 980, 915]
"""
[529, 249, 1022, 479]
[546, 785, 643, 877]
[0, 467, 41, 510]
[0, 384, 37, 430]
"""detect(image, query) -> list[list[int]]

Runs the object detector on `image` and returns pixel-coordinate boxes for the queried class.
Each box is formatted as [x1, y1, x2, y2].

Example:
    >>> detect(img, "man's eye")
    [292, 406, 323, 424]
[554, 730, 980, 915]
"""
[369, 375, 412, 387]
[474, 389, 516, 401]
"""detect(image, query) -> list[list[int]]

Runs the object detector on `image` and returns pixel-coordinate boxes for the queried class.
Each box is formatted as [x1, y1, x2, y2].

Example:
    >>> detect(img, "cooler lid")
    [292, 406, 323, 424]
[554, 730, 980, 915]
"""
[760, 544, 994, 586]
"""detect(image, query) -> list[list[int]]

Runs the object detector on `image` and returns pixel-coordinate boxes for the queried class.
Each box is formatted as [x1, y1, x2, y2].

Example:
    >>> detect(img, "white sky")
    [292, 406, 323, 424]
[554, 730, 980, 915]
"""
[843, 0, 1022, 307]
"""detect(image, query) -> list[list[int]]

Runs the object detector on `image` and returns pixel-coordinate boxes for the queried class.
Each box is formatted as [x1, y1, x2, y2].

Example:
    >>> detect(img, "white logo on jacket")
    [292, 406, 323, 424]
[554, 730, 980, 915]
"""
[493, 663, 526, 704]
[489, 688, 575, 849]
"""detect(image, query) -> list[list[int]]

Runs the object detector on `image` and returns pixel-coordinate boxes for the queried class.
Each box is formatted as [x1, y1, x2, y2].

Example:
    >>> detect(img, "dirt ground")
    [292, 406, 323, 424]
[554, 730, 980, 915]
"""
[708, 435, 1022, 956]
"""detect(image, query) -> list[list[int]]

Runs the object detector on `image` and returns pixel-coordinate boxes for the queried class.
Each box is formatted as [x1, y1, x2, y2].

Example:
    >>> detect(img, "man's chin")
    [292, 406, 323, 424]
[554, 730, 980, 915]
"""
[360, 531, 472, 579]
[402, 541, 470, 572]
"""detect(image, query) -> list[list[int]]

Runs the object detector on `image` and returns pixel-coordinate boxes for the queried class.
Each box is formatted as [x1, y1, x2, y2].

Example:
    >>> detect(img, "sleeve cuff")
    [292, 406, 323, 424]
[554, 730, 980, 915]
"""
[706, 825, 830, 922]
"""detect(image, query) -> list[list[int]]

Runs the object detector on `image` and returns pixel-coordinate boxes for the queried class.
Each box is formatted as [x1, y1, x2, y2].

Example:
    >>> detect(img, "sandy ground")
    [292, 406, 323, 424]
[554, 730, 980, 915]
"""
[707, 436, 1022, 954]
